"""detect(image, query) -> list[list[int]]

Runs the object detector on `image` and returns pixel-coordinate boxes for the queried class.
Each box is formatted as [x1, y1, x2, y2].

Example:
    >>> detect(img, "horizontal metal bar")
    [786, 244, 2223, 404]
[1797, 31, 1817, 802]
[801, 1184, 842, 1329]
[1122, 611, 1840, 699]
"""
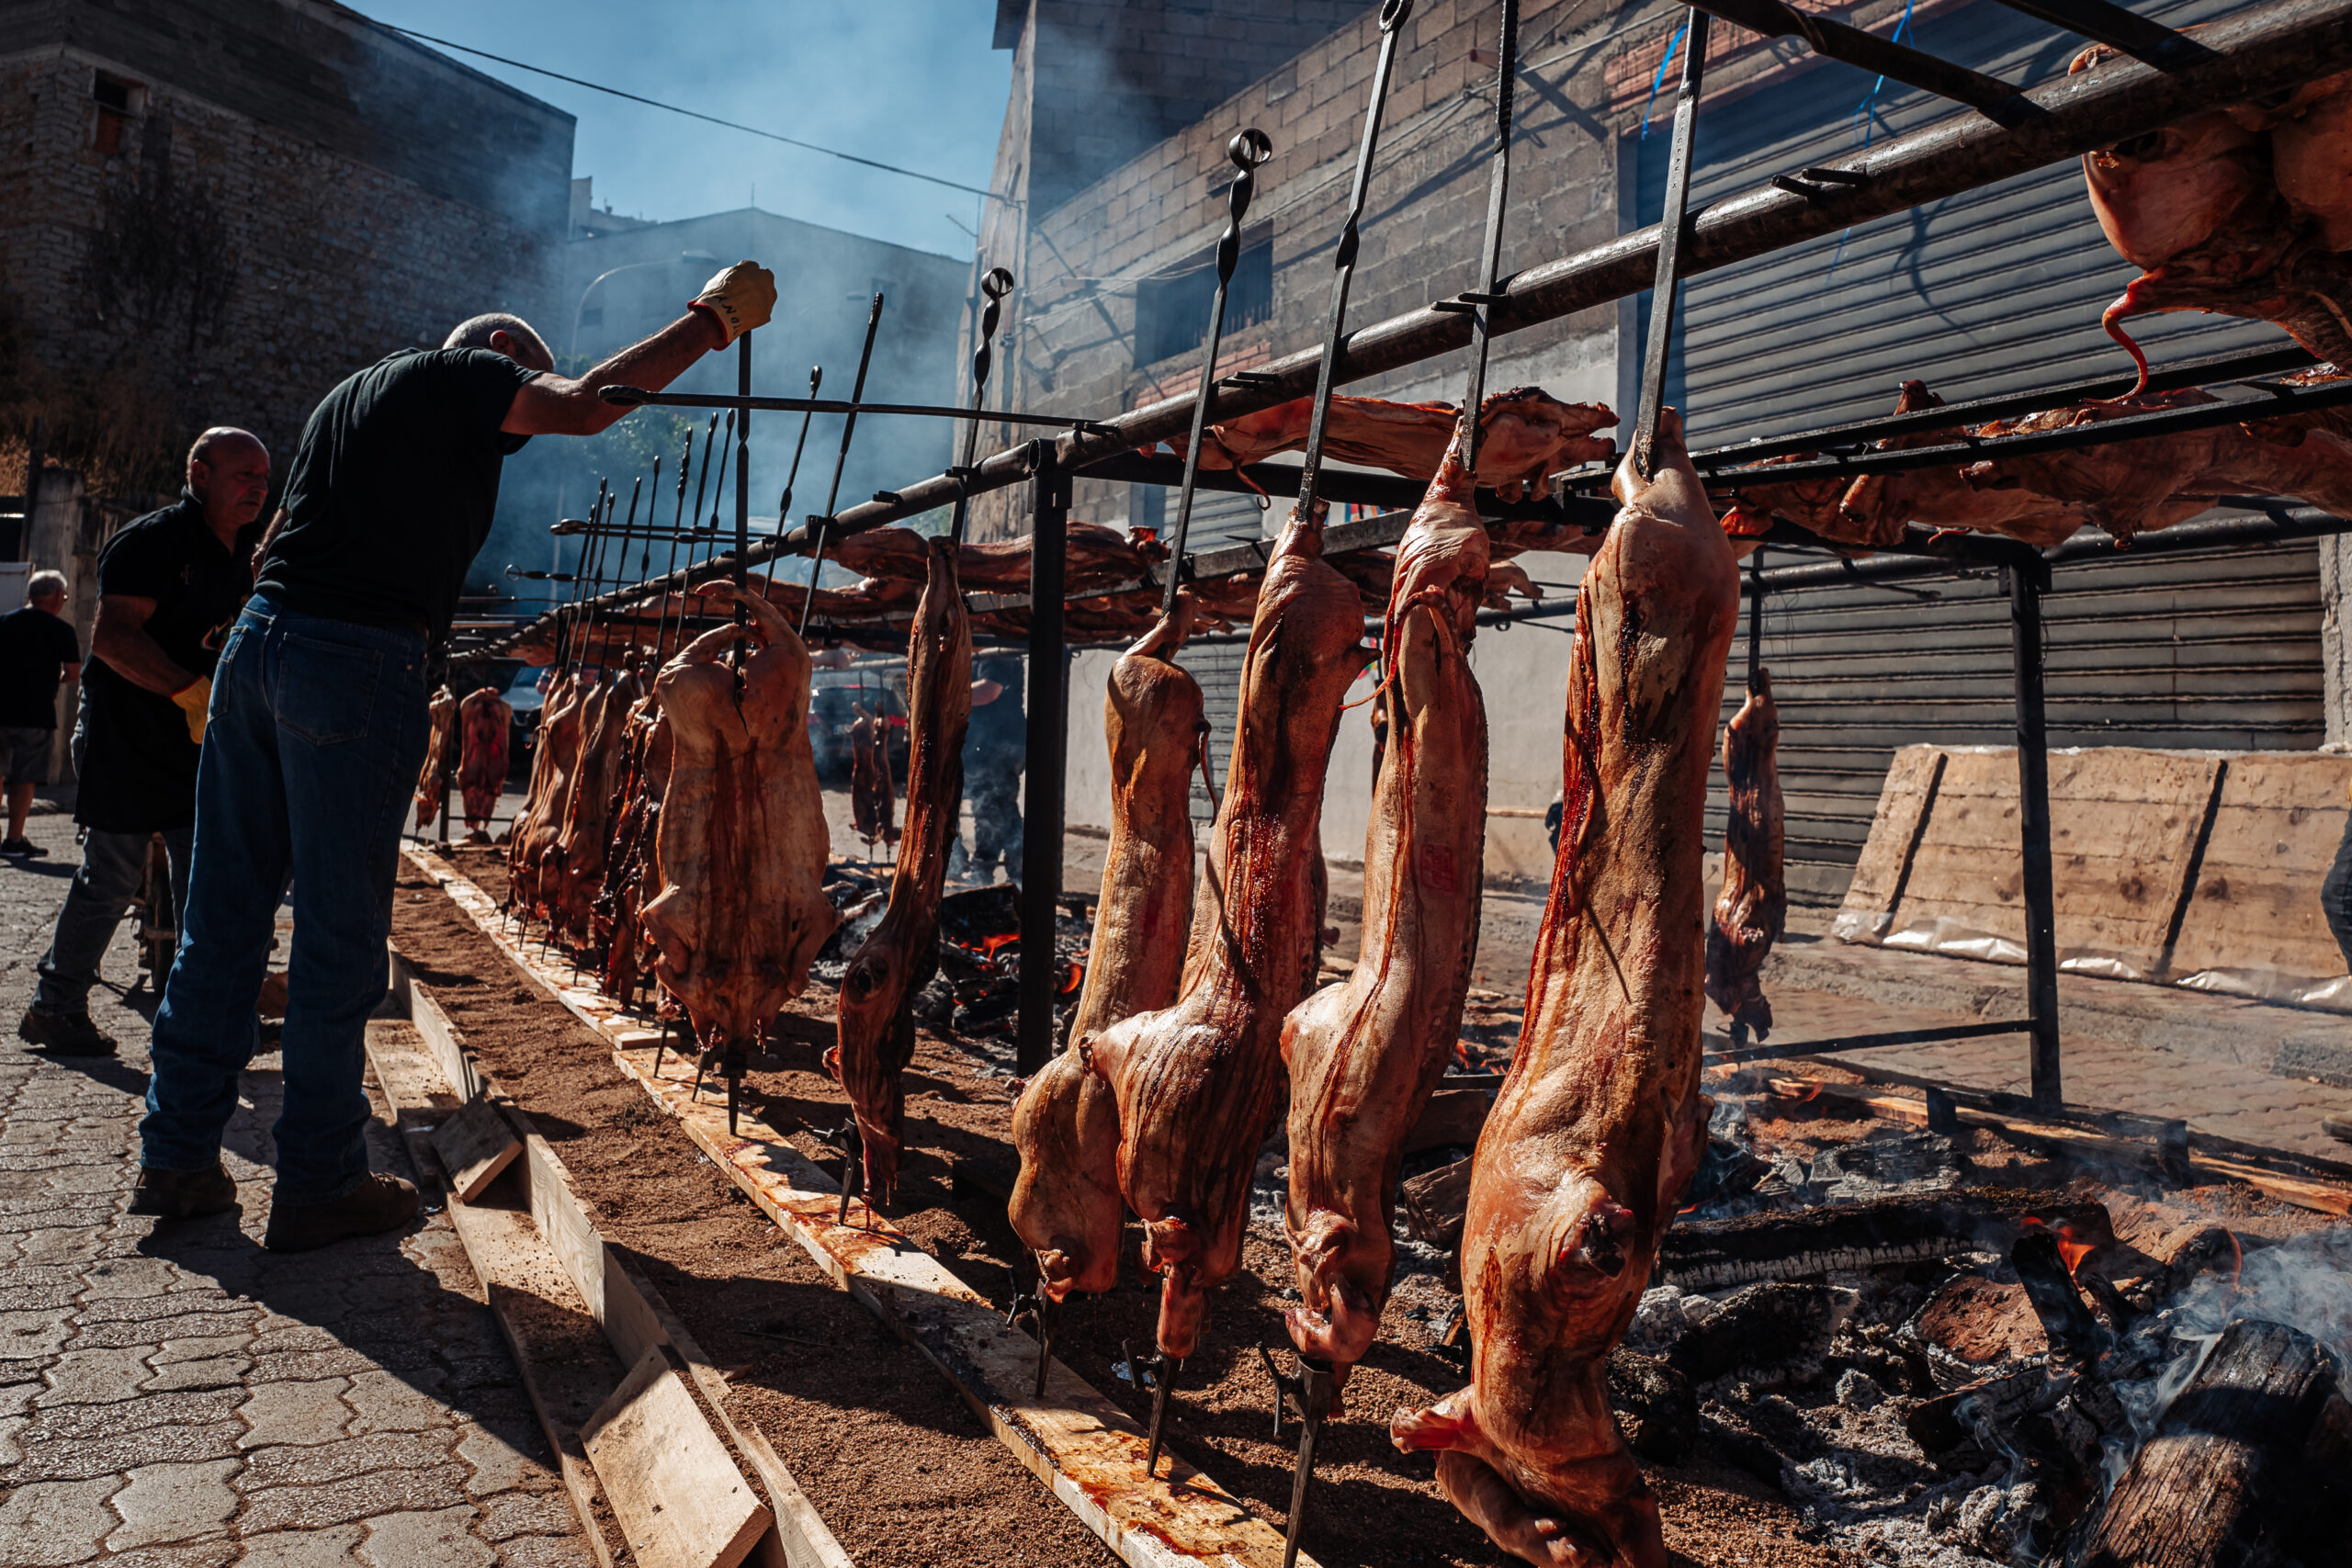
[598, 386, 1114, 432]
[1080, 449, 1618, 527]
[1688, 0, 2030, 119]
[1987, 0, 2216, 67]
[771, 0, 2352, 557]
[1708, 373, 2352, 488]
[1709, 1016, 2029, 1065]
[1686, 344, 2318, 469]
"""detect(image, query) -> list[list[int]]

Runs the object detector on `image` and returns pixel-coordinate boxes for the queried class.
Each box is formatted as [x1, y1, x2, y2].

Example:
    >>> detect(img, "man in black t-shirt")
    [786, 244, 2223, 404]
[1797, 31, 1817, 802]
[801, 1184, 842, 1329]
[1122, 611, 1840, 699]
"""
[138, 264, 775, 1249]
[17, 429, 269, 1057]
[0, 570, 82, 858]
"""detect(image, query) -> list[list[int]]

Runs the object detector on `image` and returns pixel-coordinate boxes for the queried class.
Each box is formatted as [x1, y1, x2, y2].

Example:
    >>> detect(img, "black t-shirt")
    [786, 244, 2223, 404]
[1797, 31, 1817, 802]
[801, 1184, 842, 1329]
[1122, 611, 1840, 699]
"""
[78, 495, 261, 833]
[0, 606, 79, 728]
[965, 656, 1026, 762]
[257, 347, 537, 637]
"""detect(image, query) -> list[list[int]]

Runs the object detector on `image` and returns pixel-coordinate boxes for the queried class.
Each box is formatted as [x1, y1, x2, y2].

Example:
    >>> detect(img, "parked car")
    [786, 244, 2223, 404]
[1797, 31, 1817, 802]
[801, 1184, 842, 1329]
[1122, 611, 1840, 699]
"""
[809, 665, 909, 784]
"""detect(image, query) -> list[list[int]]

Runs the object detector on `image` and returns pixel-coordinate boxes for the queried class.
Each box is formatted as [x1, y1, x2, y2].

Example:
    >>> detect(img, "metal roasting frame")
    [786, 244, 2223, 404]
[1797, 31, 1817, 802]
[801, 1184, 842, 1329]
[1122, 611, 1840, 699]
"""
[469, 6, 2352, 1552]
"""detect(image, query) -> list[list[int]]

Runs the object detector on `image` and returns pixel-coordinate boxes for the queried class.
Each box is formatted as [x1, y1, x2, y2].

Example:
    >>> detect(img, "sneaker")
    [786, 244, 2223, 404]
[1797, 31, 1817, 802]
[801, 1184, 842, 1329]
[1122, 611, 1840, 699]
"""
[0, 839, 37, 858]
[128, 1162, 240, 1219]
[264, 1171, 420, 1253]
[17, 1010, 117, 1055]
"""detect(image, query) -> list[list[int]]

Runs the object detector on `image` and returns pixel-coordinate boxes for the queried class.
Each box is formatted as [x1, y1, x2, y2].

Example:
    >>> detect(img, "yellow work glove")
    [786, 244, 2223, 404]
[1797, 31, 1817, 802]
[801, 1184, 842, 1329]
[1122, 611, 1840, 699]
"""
[170, 676, 211, 745]
[689, 261, 776, 344]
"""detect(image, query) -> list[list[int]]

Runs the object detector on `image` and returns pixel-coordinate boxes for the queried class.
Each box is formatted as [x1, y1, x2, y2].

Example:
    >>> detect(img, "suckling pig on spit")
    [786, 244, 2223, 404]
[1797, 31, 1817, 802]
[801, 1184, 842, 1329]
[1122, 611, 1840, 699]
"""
[1392, 411, 1737, 1568]
[415, 687, 458, 829]
[1082, 503, 1367, 1358]
[458, 686, 512, 836]
[1282, 423, 1489, 1382]
[1706, 669, 1785, 1042]
[1012, 592, 1208, 1300]
[639, 581, 835, 1052]
[829, 538, 971, 1201]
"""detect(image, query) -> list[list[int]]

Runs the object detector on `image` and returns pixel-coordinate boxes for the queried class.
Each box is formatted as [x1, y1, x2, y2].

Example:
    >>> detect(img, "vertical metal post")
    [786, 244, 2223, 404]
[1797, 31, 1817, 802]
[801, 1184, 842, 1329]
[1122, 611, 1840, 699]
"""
[2008, 554, 2062, 1109]
[734, 334, 752, 648]
[1017, 442, 1069, 1077]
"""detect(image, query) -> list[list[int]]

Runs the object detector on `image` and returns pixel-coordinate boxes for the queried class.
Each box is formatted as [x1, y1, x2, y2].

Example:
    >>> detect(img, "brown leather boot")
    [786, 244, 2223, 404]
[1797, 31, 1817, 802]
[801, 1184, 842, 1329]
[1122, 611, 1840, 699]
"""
[128, 1162, 239, 1218]
[264, 1171, 420, 1252]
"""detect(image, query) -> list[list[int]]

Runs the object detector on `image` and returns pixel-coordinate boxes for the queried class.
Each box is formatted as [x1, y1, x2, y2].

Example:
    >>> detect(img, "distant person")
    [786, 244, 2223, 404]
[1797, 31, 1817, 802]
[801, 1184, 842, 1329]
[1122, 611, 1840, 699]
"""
[0, 569, 81, 858]
[961, 656, 1025, 882]
[17, 430, 269, 1056]
[136, 264, 775, 1249]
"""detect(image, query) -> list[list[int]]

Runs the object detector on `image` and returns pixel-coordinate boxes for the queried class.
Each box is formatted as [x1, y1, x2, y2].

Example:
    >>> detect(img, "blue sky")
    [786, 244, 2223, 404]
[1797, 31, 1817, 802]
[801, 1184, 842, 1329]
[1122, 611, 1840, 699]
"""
[359, 1, 1014, 261]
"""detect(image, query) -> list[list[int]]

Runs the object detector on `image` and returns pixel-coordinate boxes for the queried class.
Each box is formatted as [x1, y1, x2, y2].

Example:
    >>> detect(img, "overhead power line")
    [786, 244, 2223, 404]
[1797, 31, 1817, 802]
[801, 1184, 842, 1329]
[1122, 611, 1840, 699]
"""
[373, 22, 1013, 205]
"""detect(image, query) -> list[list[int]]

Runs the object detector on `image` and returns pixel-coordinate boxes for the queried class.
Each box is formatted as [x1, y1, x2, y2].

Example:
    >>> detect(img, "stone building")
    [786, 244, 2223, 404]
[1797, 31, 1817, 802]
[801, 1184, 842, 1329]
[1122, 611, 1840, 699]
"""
[1, 0, 574, 773]
[973, 0, 2336, 903]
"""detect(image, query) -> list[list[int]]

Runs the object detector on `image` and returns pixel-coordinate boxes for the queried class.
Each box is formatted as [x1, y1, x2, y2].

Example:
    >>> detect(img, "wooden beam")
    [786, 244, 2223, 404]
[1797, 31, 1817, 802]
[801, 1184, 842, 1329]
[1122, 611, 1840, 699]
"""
[406, 847, 1329, 1568]
[582, 1347, 774, 1568]
[431, 1094, 522, 1202]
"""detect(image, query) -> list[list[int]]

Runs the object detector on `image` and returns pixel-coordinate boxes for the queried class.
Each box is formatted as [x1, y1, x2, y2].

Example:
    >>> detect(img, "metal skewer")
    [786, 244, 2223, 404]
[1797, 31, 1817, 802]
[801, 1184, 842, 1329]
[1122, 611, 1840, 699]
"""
[1139, 1347, 1176, 1479]
[1451, 0, 1520, 471]
[1258, 1346, 1340, 1568]
[949, 268, 1015, 547]
[1630, 7, 1713, 482]
[764, 366, 824, 599]
[800, 293, 887, 635]
[1164, 129, 1272, 614]
[1293, 0, 1416, 532]
[647, 428, 696, 663]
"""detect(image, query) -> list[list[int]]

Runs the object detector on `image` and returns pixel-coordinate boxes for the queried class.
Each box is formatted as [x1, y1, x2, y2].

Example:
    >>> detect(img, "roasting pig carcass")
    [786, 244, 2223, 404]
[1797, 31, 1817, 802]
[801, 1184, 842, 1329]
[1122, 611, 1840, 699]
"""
[507, 672, 587, 919]
[1082, 503, 1367, 1358]
[829, 538, 971, 1201]
[1168, 388, 1616, 502]
[1706, 670, 1785, 1043]
[2262, 71, 2352, 252]
[1393, 411, 1737, 1568]
[639, 581, 835, 1052]
[848, 705, 897, 849]
[2074, 44, 2352, 390]
[832, 520, 1166, 596]
[458, 686, 512, 838]
[1283, 423, 1490, 1381]
[551, 659, 646, 944]
[1011, 593, 1208, 1300]
[415, 687, 458, 829]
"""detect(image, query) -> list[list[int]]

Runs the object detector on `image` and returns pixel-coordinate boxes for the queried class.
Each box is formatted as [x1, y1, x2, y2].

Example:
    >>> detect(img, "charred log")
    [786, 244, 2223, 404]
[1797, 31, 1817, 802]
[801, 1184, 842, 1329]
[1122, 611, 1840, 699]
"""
[1658, 1192, 2115, 1292]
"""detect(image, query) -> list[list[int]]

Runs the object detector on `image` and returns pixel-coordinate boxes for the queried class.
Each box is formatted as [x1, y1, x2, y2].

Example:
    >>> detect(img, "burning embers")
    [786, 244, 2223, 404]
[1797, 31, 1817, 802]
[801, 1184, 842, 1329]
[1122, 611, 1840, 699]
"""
[1583, 1076, 2352, 1567]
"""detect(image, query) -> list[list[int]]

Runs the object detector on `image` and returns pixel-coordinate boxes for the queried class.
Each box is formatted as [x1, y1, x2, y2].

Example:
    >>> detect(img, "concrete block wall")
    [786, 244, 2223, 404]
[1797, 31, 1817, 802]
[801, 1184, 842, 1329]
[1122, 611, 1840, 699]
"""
[1, 2, 571, 491]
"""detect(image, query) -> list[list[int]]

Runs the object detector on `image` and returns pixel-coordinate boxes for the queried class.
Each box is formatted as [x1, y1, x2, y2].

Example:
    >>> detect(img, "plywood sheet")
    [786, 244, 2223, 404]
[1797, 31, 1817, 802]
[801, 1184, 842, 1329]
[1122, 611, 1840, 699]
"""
[1838, 745, 1945, 938]
[2167, 751, 2352, 985]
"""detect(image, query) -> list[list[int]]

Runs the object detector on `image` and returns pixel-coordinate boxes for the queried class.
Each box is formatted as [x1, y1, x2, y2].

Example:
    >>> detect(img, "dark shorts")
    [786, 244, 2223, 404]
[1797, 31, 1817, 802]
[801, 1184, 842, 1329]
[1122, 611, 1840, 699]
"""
[0, 726, 51, 786]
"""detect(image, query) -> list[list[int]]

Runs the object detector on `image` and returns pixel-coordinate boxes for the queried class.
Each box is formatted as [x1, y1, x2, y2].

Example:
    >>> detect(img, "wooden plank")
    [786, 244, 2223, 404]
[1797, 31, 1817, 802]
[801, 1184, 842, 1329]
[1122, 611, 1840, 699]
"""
[1837, 744, 1944, 940]
[2168, 751, 2352, 983]
[432, 1095, 523, 1202]
[363, 1021, 626, 1568]
[390, 964, 844, 1568]
[582, 1347, 774, 1568]
[405, 847, 1326, 1568]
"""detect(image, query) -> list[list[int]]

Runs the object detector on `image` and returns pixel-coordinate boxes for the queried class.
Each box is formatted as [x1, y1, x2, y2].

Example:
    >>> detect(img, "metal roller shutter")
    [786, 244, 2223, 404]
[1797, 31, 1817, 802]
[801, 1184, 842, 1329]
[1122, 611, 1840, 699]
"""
[1627, 0, 2326, 903]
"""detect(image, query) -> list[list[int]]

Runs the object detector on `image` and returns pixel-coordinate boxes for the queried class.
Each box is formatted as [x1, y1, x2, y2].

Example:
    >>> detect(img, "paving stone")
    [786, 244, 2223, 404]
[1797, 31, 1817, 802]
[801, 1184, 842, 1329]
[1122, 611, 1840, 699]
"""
[91, 1542, 239, 1568]
[79, 1257, 187, 1299]
[105, 1457, 241, 1551]
[0, 1276, 79, 1312]
[237, 1377, 353, 1450]
[141, 1352, 253, 1393]
[0, 1474, 125, 1565]
[233, 1525, 367, 1566]
[10, 1417, 244, 1481]
[492, 1532, 600, 1568]
[0, 1410, 24, 1465]
[237, 1464, 473, 1533]
[11, 1228, 104, 1266]
[357, 1505, 494, 1568]
[80, 1290, 252, 1325]
[0, 1308, 72, 1361]
[249, 1347, 386, 1383]
[241, 1429, 459, 1491]
[453, 1421, 556, 1497]
[35, 1345, 157, 1405]
[74, 1311, 259, 1351]
[472, 1491, 578, 1542]
[342, 1369, 450, 1436]
[150, 1331, 256, 1366]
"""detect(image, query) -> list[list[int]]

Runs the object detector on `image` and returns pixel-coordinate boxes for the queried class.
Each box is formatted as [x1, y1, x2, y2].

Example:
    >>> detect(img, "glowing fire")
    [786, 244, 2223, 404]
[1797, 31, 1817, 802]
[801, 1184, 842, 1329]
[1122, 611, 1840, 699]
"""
[2224, 1226, 2245, 1290]
[978, 932, 1021, 962]
[2020, 1215, 2100, 1277]
[1059, 960, 1084, 996]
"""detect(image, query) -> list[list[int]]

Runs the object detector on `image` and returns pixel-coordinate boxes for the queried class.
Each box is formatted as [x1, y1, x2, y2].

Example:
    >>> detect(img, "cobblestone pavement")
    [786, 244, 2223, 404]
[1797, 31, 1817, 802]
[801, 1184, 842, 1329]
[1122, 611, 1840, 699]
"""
[0, 807, 593, 1566]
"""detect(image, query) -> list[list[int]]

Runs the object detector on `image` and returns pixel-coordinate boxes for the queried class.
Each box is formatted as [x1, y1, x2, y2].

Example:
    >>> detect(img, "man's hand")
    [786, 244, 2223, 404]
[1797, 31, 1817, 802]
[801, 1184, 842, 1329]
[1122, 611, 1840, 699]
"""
[170, 677, 211, 745]
[689, 262, 777, 345]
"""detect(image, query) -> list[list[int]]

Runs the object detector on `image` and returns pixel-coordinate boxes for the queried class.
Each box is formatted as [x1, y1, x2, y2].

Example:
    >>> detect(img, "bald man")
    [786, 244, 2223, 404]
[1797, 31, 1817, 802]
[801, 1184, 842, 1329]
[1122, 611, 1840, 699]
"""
[19, 428, 270, 1057]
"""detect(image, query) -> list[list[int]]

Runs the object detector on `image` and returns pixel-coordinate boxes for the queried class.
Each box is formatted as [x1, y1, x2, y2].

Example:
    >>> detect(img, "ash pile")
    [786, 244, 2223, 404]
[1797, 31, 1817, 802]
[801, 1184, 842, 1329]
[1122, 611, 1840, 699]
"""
[1396, 1066, 2352, 1566]
[814, 870, 1089, 1070]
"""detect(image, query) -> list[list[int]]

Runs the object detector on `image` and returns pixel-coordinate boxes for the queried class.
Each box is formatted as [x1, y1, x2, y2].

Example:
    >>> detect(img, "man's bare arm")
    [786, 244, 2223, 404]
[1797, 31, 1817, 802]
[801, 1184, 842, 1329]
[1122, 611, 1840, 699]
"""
[503, 312, 726, 438]
[92, 595, 197, 696]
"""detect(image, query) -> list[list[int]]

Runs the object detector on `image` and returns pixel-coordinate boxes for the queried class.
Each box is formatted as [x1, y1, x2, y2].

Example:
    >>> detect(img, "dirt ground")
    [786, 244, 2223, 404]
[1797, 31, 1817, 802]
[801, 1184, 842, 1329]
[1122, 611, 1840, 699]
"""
[390, 846, 1871, 1568]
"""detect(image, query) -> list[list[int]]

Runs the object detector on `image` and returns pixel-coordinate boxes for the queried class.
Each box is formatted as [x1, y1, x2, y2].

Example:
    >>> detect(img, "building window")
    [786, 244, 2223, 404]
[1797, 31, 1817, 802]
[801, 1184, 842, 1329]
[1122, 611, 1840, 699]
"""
[1135, 235, 1272, 367]
[91, 73, 143, 157]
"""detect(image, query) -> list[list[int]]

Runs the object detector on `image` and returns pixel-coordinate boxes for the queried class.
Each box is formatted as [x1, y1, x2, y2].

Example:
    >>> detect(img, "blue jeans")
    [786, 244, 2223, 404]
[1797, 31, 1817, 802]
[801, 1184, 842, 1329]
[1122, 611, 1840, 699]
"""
[141, 596, 428, 1203]
[33, 827, 192, 1015]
